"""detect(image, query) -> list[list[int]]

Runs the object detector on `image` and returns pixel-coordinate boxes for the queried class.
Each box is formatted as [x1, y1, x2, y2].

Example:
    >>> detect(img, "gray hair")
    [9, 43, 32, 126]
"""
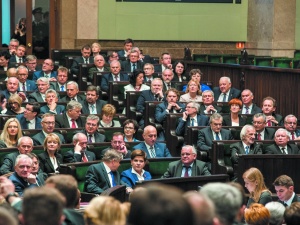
[72, 132, 86, 142]
[86, 115, 100, 123]
[17, 136, 34, 147]
[240, 125, 255, 140]
[220, 76, 231, 83]
[202, 90, 214, 97]
[187, 101, 200, 112]
[284, 114, 297, 123]
[66, 81, 79, 90]
[274, 128, 289, 137]
[15, 154, 32, 166]
[26, 54, 37, 61]
[102, 149, 123, 162]
[162, 69, 174, 76]
[16, 65, 28, 74]
[265, 202, 285, 225]
[45, 89, 58, 97]
[66, 101, 82, 110]
[253, 113, 266, 122]
[182, 145, 197, 155]
[37, 77, 50, 84]
[209, 113, 223, 124]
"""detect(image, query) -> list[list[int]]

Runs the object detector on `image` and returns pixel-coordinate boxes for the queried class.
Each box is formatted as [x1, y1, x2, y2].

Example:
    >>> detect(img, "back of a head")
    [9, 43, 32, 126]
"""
[284, 202, 300, 225]
[244, 203, 270, 225]
[0, 207, 18, 225]
[200, 182, 242, 225]
[128, 183, 194, 225]
[265, 202, 285, 225]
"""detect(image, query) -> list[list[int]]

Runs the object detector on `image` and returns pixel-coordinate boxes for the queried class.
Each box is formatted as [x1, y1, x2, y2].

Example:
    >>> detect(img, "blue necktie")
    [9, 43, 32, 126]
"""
[60, 85, 64, 91]
[191, 118, 194, 126]
[245, 146, 249, 154]
[215, 132, 220, 140]
[110, 171, 116, 187]
[222, 93, 226, 102]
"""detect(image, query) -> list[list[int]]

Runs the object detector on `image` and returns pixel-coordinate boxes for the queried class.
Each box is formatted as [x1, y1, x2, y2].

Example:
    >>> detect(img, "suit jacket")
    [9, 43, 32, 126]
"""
[63, 209, 85, 225]
[240, 103, 262, 114]
[100, 148, 131, 160]
[16, 114, 42, 129]
[33, 70, 57, 81]
[222, 114, 247, 126]
[100, 73, 129, 92]
[121, 168, 152, 188]
[199, 103, 222, 114]
[84, 162, 129, 194]
[38, 151, 63, 174]
[162, 159, 211, 178]
[269, 113, 284, 126]
[9, 172, 38, 196]
[88, 66, 110, 81]
[63, 149, 96, 163]
[55, 113, 86, 128]
[132, 142, 172, 158]
[265, 143, 300, 154]
[230, 142, 263, 164]
[75, 129, 106, 143]
[278, 193, 300, 206]
[32, 131, 66, 146]
[155, 101, 186, 125]
[197, 127, 234, 151]
[18, 79, 37, 91]
[136, 89, 162, 113]
[0, 152, 19, 175]
[70, 56, 94, 75]
[212, 87, 241, 102]
[256, 128, 276, 140]
[154, 64, 164, 73]
[28, 91, 45, 102]
[1, 89, 19, 101]
[121, 60, 144, 72]
[50, 82, 67, 92]
[81, 99, 107, 115]
[175, 114, 209, 136]
[60, 95, 85, 105]
[172, 73, 189, 82]
[9, 55, 26, 63]
[40, 104, 65, 115]
[162, 82, 176, 93]
[117, 50, 127, 58]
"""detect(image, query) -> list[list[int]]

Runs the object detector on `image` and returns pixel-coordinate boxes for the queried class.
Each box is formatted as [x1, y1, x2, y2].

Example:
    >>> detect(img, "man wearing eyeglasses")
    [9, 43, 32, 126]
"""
[50, 67, 69, 92]
[284, 115, 300, 140]
[16, 102, 42, 129]
[31, 113, 65, 146]
[121, 48, 144, 72]
[81, 85, 107, 115]
[154, 53, 172, 72]
[252, 113, 275, 140]
[17, 65, 37, 92]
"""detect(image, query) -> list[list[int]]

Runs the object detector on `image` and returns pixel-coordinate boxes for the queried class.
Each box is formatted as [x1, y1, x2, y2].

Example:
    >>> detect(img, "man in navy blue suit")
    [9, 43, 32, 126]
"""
[133, 125, 172, 158]
[17, 65, 37, 91]
[33, 59, 57, 81]
[8, 45, 27, 65]
[117, 38, 134, 58]
[284, 115, 300, 140]
[212, 76, 241, 102]
[16, 102, 42, 130]
[70, 44, 94, 75]
[154, 53, 172, 73]
[121, 48, 144, 72]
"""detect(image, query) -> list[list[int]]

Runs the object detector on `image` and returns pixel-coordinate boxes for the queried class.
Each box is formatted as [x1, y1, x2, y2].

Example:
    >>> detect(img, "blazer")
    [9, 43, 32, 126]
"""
[88, 66, 110, 81]
[16, 114, 42, 129]
[136, 89, 162, 113]
[0, 152, 19, 175]
[222, 114, 247, 126]
[162, 82, 177, 93]
[212, 87, 241, 102]
[240, 103, 262, 114]
[100, 73, 129, 92]
[278, 193, 300, 206]
[171, 73, 189, 82]
[33, 70, 57, 81]
[9, 172, 39, 196]
[199, 103, 222, 114]
[28, 92, 45, 102]
[121, 168, 152, 188]
[50, 82, 67, 92]
[121, 60, 144, 72]
[154, 64, 164, 73]
[124, 84, 150, 99]
[18, 79, 37, 91]
[162, 159, 211, 178]
[84, 162, 129, 194]
[63, 149, 96, 163]
[265, 143, 300, 155]
[182, 83, 211, 92]
[117, 50, 127, 58]
[40, 104, 65, 115]
[32, 131, 66, 146]
[267, 113, 284, 126]
[81, 99, 107, 115]
[59, 95, 85, 105]
[38, 151, 63, 174]
[70, 56, 94, 75]
[230, 142, 263, 164]
[132, 142, 172, 158]
[55, 113, 86, 128]
[9, 55, 26, 63]
[155, 101, 186, 125]
[75, 129, 106, 143]
[1, 89, 18, 101]
[256, 127, 276, 140]
[197, 127, 234, 151]
[175, 114, 209, 136]
[179, 93, 202, 103]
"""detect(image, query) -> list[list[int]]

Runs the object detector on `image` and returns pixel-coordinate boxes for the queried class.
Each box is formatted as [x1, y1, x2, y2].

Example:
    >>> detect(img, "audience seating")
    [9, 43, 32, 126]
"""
[109, 81, 130, 114]
[125, 91, 142, 121]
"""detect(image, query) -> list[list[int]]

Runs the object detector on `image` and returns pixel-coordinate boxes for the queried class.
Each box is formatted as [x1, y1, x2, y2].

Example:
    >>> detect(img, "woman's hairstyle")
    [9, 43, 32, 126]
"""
[84, 196, 126, 225]
[129, 69, 145, 87]
[131, 149, 147, 162]
[173, 61, 186, 76]
[100, 104, 116, 118]
[8, 93, 22, 108]
[189, 68, 203, 77]
[185, 79, 201, 95]
[123, 119, 139, 132]
[228, 98, 242, 108]
[43, 133, 61, 153]
[0, 118, 22, 147]
[244, 203, 270, 225]
[243, 167, 271, 202]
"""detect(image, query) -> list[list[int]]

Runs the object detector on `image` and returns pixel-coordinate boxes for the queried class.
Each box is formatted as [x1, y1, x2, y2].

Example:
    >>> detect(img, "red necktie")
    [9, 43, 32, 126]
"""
[257, 133, 261, 140]
[71, 119, 76, 128]
[22, 83, 26, 91]
[267, 120, 272, 126]
[291, 132, 295, 140]
[184, 166, 190, 177]
[81, 152, 88, 162]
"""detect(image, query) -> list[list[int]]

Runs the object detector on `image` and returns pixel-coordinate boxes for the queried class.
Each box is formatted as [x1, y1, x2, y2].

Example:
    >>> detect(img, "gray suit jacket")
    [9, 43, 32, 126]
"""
[230, 141, 263, 164]
[265, 143, 300, 155]
[0, 152, 19, 175]
[32, 131, 65, 146]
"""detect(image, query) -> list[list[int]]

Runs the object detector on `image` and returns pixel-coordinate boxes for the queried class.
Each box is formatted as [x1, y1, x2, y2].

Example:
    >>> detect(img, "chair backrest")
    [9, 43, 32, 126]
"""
[109, 81, 129, 113]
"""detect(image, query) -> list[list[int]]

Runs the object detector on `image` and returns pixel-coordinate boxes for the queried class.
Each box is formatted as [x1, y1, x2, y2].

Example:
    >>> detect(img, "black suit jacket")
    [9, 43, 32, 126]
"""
[75, 129, 106, 143]
[136, 89, 163, 113]
[50, 82, 67, 92]
[171, 73, 189, 82]
[81, 99, 107, 115]
[63, 149, 96, 163]
[55, 113, 86, 128]
[38, 151, 63, 174]
[60, 95, 85, 105]
[240, 103, 262, 114]
[70, 56, 94, 75]
[121, 60, 144, 72]
[278, 193, 300, 206]
[222, 114, 247, 126]
[100, 73, 129, 92]
[28, 92, 45, 102]
[32, 131, 66, 146]
[212, 87, 241, 102]
[230, 142, 263, 164]
[9, 55, 26, 64]
[175, 114, 209, 136]
[265, 143, 300, 154]
[199, 103, 222, 114]
[256, 128, 276, 140]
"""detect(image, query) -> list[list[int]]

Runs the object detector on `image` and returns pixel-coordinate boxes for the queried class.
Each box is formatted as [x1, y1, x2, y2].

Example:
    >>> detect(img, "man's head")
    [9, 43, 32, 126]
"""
[6, 77, 19, 93]
[45, 89, 59, 105]
[85, 115, 100, 135]
[16, 45, 26, 58]
[102, 149, 123, 171]
[66, 101, 82, 120]
[284, 202, 300, 225]
[27, 153, 40, 175]
[108, 51, 119, 62]
[160, 53, 171, 67]
[86, 85, 99, 104]
[241, 89, 254, 106]
[66, 81, 79, 98]
[94, 55, 105, 68]
[81, 45, 91, 59]
[273, 175, 295, 203]
[24, 102, 40, 120]
[262, 96, 276, 116]
[150, 78, 163, 94]
[14, 154, 32, 179]
[143, 125, 157, 147]
[56, 67, 68, 85]
[252, 113, 267, 133]
[25, 55, 37, 71]
[42, 59, 54, 74]
[37, 77, 50, 94]
[284, 115, 298, 133]
[265, 202, 285, 225]
[165, 88, 180, 103]
[111, 132, 125, 152]
[17, 65, 29, 83]
[72, 133, 88, 152]
[209, 113, 223, 133]
[110, 60, 121, 75]
[181, 145, 196, 167]
[144, 63, 154, 78]
[41, 113, 55, 133]
[0, 51, 10, 67]
[185, 102, 199, 117]
[202, 90, 215, 105]
[123, 38, 134, 52]
[240, 125, 256, 146]
[128, 49, 139, 63]
[218, 76, 232, 94]
[274, 128, 289, 147]
[17, 136, 33, 154]
[8, 39, 19, 54]
[162, 69, 174, 84]
[32, 7, 43, 22]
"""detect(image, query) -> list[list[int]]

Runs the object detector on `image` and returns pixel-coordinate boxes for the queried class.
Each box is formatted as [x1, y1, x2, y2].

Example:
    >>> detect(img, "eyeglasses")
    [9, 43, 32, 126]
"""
[252, 121, 264, 125]
[43, 121, 55, 125]
[124, 127, 134, 130]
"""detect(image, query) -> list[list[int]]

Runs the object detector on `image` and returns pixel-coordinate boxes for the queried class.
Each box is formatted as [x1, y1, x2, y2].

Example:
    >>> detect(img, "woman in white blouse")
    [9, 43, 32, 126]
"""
[124, 69, 150, 99]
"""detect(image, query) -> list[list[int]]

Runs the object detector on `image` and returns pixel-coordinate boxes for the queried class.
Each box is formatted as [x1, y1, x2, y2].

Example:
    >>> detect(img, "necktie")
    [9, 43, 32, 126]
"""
[72, 98, 76, 101]
[184, 166, 190, 177]
[71, 119, 76, 128]
[267, 120, 272, 126]
[245, 146, 249, 154]
[291, 132, 295, 140]
[222, 93, 226, 102]
[215, 132, 220, 140]
[257, 133, 261, 140]
[19, 58, 22, 63]
[281, 147, 286, 154]
[22, 83, 26, 92]
[60, 85, 64, 91]
[110, 171, 116, 187]
[283, 202, 288, 207]
[245, 106, 249, 114]
[191, 118, 195, 126]
[167, 84, 171, 90]
[85, 58, 88, 64]
[149, 146, 156, 158]
[132, 63, 136, 71]
[115, 76, 119, 81]
[91, 105, 95, 114]
[88, 135, 92, 143]
[81, 152, 88, 162]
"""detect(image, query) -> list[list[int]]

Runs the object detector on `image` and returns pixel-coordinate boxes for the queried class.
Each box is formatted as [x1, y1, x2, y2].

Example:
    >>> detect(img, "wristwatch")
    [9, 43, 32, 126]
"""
[5, 192, 19, 203]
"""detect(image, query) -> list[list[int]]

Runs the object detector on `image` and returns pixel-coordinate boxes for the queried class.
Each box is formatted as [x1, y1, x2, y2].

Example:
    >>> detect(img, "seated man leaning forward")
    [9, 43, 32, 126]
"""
[84, 149, 133, 194]
[162, 145, 211, 178]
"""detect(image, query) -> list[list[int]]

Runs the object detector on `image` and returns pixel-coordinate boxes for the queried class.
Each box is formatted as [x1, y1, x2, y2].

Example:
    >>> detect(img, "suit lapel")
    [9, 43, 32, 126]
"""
[63, 114, 70, 128]
[175, 162, 183, 177]
[142, 143, 151, 158]
[45, 153, 56, 172]
[100, 163, 111, 187]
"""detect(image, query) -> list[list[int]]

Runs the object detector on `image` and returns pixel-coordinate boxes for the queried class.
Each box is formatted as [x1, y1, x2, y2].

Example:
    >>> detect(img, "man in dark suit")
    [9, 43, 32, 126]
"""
[2, 77, 26, 102]
[273, 175, 300, 207]
[197, 113, 233, 151]
[240, 89, 262, 114]
[40, 89, 65, 115]
[70, 44, 94, 75]
[7, 38, 19, 56]
[88, 55, 110, 82]
[84, 149, 133, 194]
[162, 145, 210, 178]
[55, 101, 86, 128]
[121, 48, 144, 72]
[28, 77, 50, 102]
[117, 38, 134, 58]
[162, 69, 175, 92]
[199, 90, 222, 114]
[59, 81, 85, 104]
[50, 66, 68, 92]
[212, 76, 241, 102]
[81, 85, 107, 115]
[63, 133, 96, 163]
[8, 45, 26, 64]
[25, 54, 41, 72]
[154, 53, 172, 72]
[230, 125, 263, 164]
[0, 136, 34, 175]
[143, 63, 158, 82]
[33, 59, 57, 81]
[262, 96, 283, 126]
[284, 115, 300, 140]
[253, 113, 275, 140]
[100, 60, 129, 92]
[17, 65, 37, 91]
[16, 102, 42, 129]
[133, 125, 172, 158]
[32, 113, 65, 146]
[265, 128, 300, 154]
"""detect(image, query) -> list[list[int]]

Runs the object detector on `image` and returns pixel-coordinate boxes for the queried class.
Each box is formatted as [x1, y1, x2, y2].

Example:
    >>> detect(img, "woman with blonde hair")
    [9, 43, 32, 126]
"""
[84, 196, 126, 225]
[243, 167, 272, 208]
[91, 42, 101, 57]
[2, 93, 25, 115]
[179, 79, 202, 103]
[0, 118, 23, 147]
[99, 104, 121, 127]
[38, 133, 63, 174]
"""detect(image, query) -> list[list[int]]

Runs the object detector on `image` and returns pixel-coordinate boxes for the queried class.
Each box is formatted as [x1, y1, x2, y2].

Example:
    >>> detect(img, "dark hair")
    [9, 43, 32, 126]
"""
[124, 38, 134, 45]
[0, 51, 11, 60]
[86, 85, 99, 95]
[131, 149, 147, 161]
[173, 61, 186, 77]
[123, 119, 139, 132]
[27, 102, 41, 114]
[81, 44, 91, 51]
[130, 69, 145, 86]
